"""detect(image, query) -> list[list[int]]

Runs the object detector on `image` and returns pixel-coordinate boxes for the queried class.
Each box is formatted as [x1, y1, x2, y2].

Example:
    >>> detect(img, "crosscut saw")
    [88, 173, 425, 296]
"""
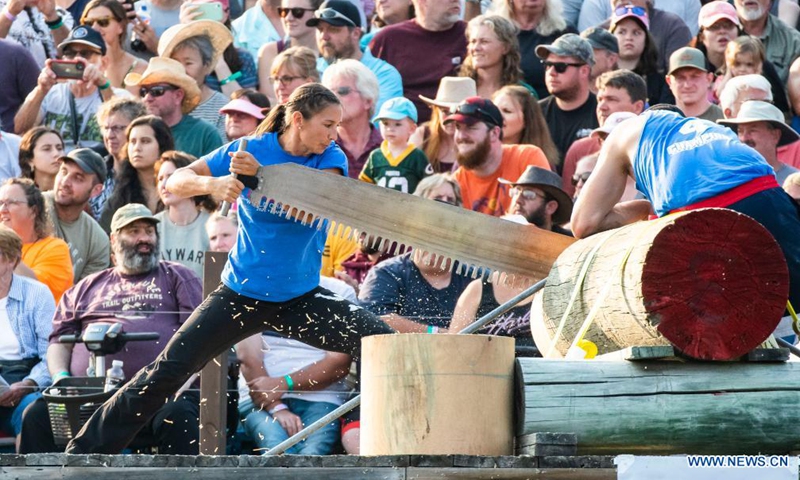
[247, 163, 575, 283]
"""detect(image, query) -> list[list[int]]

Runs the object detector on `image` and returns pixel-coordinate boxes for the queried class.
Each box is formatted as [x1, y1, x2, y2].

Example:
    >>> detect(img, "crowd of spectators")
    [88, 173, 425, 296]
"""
[1, 0, 800, 457]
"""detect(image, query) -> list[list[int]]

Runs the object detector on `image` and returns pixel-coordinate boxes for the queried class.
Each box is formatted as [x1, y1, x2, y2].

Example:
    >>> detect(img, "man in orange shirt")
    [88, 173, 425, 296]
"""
[449, 97, 551, 216]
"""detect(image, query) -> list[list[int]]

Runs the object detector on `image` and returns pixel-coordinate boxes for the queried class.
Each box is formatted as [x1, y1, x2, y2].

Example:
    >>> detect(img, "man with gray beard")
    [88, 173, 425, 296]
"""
[18, 204, 203, 454]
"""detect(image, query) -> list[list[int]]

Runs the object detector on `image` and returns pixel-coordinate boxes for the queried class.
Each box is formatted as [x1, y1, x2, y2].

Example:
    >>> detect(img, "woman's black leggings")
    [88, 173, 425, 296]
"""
[65, 284, 395, 454]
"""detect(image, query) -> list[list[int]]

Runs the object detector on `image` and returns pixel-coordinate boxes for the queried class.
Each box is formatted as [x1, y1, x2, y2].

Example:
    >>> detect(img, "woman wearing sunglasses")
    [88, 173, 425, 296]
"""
[257, 0, 322, 105]
[99, 115, 173, 232]
[64, 82, 397, 456]
[81, 0, 146, 95]
[611, 5, 674, 106]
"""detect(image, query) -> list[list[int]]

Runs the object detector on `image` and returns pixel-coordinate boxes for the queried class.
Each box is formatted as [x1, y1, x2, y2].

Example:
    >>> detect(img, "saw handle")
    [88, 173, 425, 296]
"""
[220, 139, 248, 217]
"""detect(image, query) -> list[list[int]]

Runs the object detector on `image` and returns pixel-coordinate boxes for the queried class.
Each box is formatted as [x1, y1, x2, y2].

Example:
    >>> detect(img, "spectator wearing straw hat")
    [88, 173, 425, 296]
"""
[18, 203, 202, 455]
[126, 57, 223, 158]
[157, 20, 235, 138]
[718, 100, 800, 186]
[409, 76, 476, 173]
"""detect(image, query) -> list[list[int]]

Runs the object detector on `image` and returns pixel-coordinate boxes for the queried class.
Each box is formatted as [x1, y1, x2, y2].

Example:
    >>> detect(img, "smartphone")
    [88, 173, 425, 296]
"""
[51, 60, 85, 80]
[192, 2, 224, 22]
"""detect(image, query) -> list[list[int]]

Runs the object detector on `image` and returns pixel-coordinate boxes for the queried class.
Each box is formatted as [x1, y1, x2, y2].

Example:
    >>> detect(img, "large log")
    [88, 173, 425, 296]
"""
[530, 209, 789, 360]
[515, 358, 800, 455]
[361, 334, 515, 455]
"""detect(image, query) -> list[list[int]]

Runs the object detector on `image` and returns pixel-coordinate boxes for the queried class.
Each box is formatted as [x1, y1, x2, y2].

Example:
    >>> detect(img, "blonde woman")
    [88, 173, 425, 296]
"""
[264, 46, 319, 105]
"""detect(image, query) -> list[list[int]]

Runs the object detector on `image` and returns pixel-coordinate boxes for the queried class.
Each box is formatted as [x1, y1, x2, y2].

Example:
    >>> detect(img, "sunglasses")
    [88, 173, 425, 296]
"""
[572, 171, 591, 186]
[62, 48, 101, 59]
[315, 7, 356, 27]
[451, 103, 501, 125]
[83, 16, 113, 27]
[269, 74, 303, 85]
[541, 60, 585, 73]
[139, 85, 178, 98]
[614, 5, 647, 17]
[277, 7, 314, 19]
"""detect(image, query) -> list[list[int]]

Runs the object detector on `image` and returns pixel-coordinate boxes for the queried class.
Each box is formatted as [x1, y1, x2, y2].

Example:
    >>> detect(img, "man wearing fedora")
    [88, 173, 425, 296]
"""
[719, 100, 800, 185]
[447, 97, 551, 217]
[14, 26, 124, 152]
[309, 0, 402, 117]
[125, 57, 223, 158]
[500, 166, 573, 236]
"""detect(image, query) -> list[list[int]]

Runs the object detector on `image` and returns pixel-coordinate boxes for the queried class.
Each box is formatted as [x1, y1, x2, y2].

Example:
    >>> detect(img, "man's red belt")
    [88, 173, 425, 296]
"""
[670, 175, 779, 213]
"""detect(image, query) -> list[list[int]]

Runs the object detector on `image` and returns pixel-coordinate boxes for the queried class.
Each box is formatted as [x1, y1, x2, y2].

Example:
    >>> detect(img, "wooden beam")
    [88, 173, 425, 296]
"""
[199, 251, 228, 455]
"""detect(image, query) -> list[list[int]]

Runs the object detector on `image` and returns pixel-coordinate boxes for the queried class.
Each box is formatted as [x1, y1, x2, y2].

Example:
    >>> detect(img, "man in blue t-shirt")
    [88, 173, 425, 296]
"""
[571, 105, 800, 310]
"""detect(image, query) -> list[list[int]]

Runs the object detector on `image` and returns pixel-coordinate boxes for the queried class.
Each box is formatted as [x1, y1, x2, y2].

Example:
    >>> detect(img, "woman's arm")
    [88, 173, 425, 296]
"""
[167, 150, 259, 203]
[448, 278, 483, 333]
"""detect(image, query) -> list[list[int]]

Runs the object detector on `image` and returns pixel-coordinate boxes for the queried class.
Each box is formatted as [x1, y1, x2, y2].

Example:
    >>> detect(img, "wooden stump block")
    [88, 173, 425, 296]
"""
[531, 209, 789, 360]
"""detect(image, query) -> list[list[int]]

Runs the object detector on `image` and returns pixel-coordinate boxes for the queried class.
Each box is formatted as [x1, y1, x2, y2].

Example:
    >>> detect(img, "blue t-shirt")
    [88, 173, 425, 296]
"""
[633, 111, 774, 217]
[203, 133, 348, 302]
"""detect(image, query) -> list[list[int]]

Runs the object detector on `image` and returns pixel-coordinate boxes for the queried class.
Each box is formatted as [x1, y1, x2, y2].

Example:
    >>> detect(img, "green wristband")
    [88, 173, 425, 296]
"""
[284, 374, 294, 392]
[53, 371, 70, 382]
[220, 71, 242, 86]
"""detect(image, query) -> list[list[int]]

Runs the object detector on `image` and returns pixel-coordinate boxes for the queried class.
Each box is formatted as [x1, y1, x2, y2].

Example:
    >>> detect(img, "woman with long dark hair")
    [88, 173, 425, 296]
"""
[65, 83, 396, 455]
[99, 115, 173, 232]
[492, 85, 559, 168]
[18, 127, 63, 191]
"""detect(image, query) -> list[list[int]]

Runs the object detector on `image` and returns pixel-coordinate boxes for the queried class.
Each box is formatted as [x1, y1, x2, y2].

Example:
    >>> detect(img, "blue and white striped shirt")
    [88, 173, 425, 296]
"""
[5, 274, 56, 387]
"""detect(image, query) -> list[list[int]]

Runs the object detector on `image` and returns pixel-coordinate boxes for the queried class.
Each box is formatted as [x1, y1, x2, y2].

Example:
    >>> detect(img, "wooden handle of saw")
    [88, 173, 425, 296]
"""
[220, 139, 248, 217]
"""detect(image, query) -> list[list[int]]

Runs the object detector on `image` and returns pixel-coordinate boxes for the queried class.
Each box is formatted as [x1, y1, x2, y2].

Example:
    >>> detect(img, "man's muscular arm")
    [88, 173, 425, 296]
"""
[571, 116, 652, 238]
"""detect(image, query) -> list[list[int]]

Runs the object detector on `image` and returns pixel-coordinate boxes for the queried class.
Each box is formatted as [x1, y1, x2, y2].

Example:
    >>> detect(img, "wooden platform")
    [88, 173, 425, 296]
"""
[0, 454, 616, 479]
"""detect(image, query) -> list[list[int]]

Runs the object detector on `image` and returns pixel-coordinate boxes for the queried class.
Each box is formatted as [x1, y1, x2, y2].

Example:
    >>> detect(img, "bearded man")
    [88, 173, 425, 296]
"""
[449, 97, 552, 217]
[18, 203, 203, 454]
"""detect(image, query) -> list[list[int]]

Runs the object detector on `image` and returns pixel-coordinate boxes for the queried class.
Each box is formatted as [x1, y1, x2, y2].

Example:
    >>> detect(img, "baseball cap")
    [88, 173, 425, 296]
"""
[581, 27, 618, 54]
[111, 203, 160, 232]
[668, 47, 709, 75]
[443, 97, 503, 129]
[699, 1, 741, 30]
[58, 148, 107, 184]
[373, 97, 418, 123]
[535, 33, 595, 67]
[306, 0, 359, 28]
[611, 5, 650, 31]
[219, 98, 266, 119]
[590, 111, 637, 139]
[57, 25, 107, 56]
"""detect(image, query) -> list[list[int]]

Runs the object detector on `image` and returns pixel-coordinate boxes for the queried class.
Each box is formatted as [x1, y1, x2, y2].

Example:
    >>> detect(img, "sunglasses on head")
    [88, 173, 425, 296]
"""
[315, 7, 356, 27]
[277, 7, 314, 19]
[452, 103, 500, 125]
[82, 16, 113, 27]
[541, 60, 585, 73]
[614, 5, 647, 17]
[572, 171, 591, 186]
[139, 85, 178, 98]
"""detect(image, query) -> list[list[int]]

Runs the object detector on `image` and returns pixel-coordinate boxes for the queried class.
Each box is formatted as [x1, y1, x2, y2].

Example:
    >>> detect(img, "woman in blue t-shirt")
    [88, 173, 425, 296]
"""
[65, 83, 395, 455]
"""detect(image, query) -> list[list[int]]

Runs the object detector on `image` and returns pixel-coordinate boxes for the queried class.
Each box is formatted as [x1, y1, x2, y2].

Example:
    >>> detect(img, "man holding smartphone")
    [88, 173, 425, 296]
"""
[14, 26, 124, 152]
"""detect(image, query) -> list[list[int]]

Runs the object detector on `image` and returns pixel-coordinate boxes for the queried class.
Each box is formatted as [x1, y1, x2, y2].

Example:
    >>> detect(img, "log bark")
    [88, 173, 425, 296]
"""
[515, 358, 800, 455]
[361, 334, 515, 455]
[531, 209, 789, 360]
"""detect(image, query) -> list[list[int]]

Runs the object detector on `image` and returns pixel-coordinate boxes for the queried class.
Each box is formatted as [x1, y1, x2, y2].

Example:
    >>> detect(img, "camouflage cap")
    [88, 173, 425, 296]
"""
[535, 33, 595, 67]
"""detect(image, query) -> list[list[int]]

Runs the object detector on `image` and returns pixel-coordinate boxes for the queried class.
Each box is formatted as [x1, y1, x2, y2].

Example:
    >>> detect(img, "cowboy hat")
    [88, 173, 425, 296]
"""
[419, 77, 477, 110]
[124, 57, 202, 113]
[499, 166, 574, 225]
[158, 20, 233, 69]
[718, 100, 800, 146]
